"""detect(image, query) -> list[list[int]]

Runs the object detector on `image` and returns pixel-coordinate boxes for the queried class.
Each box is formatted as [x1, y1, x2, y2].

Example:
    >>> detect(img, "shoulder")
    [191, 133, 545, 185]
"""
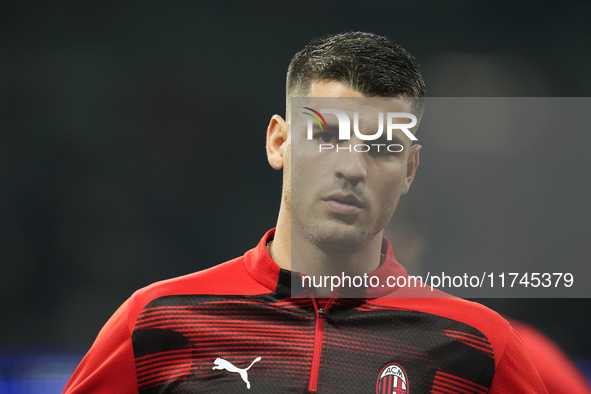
[371, 295, 509, 329]
[369, 296, 511, 365]
[122, 255, 269, 332]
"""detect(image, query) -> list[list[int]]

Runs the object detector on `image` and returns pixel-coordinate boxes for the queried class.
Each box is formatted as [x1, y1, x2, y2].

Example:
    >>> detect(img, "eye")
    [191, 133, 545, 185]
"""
[315, 132, 337, 144]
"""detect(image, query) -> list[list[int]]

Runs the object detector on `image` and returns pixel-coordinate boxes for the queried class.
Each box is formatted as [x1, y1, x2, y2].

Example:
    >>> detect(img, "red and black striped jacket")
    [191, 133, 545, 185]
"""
[63, 229, 547, 394]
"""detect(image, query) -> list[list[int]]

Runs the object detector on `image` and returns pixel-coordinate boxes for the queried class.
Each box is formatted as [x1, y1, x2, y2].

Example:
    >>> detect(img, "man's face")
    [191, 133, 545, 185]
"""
[285, 81, 420, 251]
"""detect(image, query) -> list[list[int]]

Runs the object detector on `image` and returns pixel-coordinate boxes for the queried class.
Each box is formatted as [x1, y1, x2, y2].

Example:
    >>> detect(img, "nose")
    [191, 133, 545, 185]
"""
[333, 142, 367, 185]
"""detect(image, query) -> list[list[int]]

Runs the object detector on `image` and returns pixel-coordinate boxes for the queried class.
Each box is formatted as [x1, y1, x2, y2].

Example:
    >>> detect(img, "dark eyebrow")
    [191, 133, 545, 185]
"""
[374, 135, 404, 146]
[308, 122, 338, 131]
[389, 136, 405, 146]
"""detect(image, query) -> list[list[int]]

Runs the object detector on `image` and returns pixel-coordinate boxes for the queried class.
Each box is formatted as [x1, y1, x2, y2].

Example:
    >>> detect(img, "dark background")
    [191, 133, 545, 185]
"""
[1, 0, 590, 363]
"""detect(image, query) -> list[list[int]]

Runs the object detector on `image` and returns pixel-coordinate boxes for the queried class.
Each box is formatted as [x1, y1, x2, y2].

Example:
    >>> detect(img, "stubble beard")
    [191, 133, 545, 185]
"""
[287, 185, 392, 254]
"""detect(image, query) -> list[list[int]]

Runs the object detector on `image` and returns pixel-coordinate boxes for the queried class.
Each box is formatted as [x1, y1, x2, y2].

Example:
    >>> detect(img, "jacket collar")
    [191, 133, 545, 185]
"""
[244, 229, 409, 298]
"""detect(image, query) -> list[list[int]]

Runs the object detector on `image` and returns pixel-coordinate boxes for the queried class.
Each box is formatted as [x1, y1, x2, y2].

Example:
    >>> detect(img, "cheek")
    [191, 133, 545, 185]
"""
[375, 169, 407, 209]
[374, 183, 403, 230]
[290, 161, 321, 200]
[290, 145, 326, 190]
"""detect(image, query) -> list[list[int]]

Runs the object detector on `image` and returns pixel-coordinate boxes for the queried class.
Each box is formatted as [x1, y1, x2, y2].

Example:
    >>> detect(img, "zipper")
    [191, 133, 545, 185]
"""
[308, 297, 332, 392]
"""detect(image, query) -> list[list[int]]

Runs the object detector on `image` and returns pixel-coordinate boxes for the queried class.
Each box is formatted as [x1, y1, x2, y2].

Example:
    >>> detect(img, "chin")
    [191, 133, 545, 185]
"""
[301, 221, 374, 252]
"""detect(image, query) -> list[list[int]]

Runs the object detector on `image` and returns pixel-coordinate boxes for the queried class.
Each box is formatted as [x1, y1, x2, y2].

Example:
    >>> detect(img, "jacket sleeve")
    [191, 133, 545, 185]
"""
[489, 325, 548, 394]
[62, 297, 138, 394]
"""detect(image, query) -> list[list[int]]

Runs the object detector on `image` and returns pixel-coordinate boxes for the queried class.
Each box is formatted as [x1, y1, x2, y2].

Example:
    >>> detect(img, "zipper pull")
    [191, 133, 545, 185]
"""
[317, 308, 324, 318]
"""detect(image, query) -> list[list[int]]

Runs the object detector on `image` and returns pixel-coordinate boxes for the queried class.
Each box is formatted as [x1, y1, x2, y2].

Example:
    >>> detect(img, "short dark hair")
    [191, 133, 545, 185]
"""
[287, 32, 425, 116]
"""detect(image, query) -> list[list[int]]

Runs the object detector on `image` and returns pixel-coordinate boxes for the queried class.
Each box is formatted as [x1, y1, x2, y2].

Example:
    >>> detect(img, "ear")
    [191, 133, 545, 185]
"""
[401, 144, 421, 195]
[266, 115, 288, 169]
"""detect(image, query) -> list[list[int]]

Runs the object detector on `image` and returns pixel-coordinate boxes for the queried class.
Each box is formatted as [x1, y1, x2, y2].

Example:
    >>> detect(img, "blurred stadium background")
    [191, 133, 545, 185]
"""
[1, 1, 590, 392]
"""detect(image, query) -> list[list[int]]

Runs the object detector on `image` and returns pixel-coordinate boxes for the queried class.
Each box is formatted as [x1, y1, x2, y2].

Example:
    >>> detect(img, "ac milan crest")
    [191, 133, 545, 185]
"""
[376, 363, 408, 394]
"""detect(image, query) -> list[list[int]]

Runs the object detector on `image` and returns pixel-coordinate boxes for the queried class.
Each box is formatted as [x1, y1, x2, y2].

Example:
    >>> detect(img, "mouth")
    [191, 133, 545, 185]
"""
[321, 193, 364, 215]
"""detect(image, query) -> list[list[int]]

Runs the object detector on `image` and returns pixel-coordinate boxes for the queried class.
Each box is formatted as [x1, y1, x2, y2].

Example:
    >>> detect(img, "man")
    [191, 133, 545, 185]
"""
[63, 32, 547, 393]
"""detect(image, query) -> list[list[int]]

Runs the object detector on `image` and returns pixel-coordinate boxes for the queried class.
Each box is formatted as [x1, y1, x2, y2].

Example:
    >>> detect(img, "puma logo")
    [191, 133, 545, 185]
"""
[212, 356, 261, 389]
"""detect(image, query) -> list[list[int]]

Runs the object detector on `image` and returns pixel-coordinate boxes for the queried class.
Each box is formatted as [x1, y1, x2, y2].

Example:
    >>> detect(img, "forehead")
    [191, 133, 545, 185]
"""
[310, 81, 365, 98]
[307, 80, 412, 115]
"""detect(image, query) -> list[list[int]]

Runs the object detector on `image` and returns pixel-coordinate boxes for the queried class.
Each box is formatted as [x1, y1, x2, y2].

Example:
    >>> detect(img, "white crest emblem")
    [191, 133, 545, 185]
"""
[377, 363, 409, 394]
[212, 356, 262, 389]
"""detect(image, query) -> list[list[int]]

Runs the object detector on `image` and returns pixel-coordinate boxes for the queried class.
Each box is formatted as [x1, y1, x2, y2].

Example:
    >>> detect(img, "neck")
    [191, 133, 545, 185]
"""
[270, 205, 384, 280]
